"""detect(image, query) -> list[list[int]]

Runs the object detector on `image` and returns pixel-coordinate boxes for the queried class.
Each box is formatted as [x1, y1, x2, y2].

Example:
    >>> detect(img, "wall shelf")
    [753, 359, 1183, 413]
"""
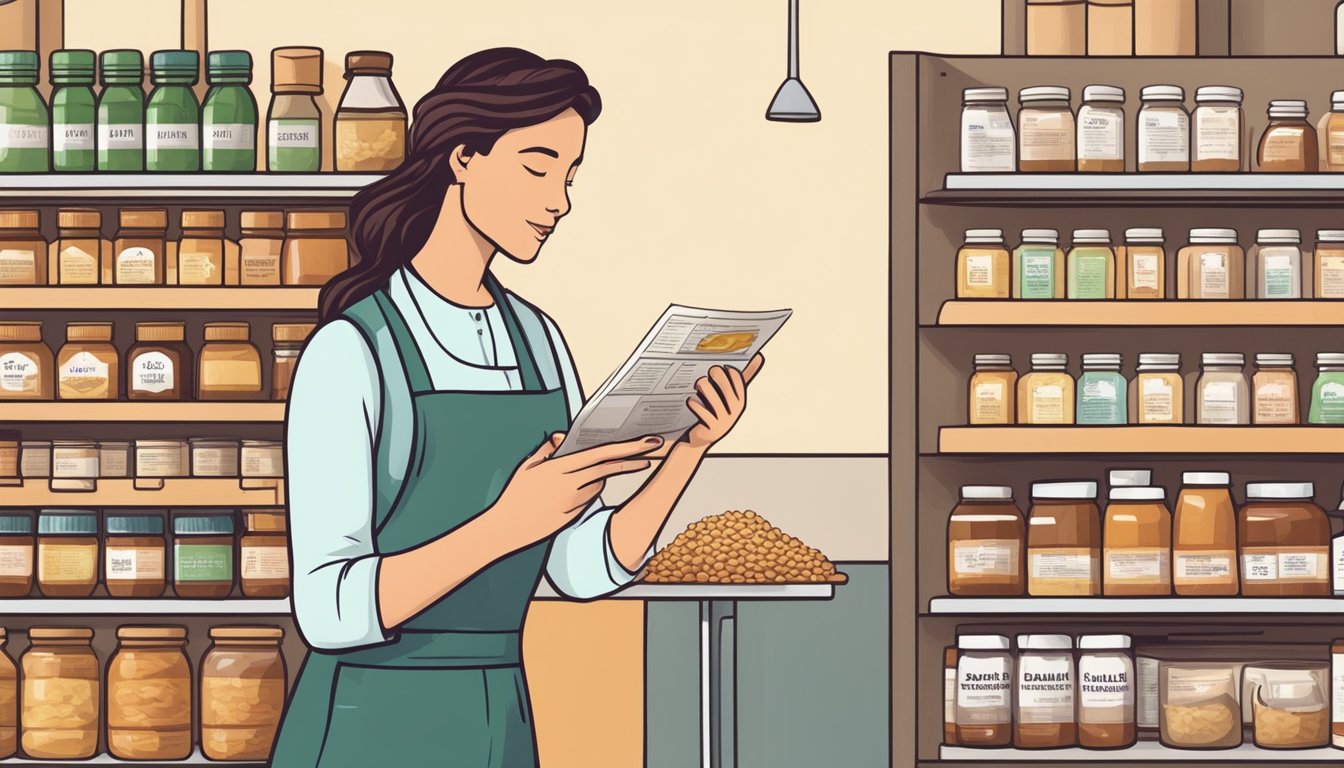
[0, 287, 319, 311]
[1, 402, 285, 422]
[0, 599, 291, 615]
[0, 478, 286, 507]
[937, 426, 1344, 455]
[936, 301, 1344, 327]
[940, 744, 1342, 762]
[0, 173, 382, 199]
[926, 173, 1344, 205]
[927, 597, 1344, 616]
[0, 751, 260, 766]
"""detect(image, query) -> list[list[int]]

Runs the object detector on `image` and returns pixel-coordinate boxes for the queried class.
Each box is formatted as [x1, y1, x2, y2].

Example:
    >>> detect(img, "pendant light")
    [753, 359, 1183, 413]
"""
[766, 0, 821, 122]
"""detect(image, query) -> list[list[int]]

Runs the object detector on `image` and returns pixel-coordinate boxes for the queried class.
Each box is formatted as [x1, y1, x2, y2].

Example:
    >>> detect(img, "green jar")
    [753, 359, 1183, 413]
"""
[203, 50, 257, 172]
[146, 50, 200, 172]
[49, 50, 96, 172]
[0, 50, 50, 173]
[1076, 353, 1128, 425]
[97, 49, 145, 172]
[1067, 229, 1116, 299]
[1013, 229, 1064, 299]
[1308, 353, 1344, 424]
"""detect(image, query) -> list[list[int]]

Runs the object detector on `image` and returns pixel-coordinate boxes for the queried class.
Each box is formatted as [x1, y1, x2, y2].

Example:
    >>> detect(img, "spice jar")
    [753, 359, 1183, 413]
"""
[201, 626, 287, 761]
[241, 440, 284, 479]
[1315, 230, 1344, 298]
[1018, 86, 1075, 172]
[1078, 635, 1136, 750]
[1077, 353, 1126, 425]
[1177, 228, 1244, 299]
[1027, 0, 1085, 55]
[1121, 228, 1165, 299]
[1241, 482, 1330, 597]
[56, 321, 119, 400]
[0, 629, 15, 758]
[0, 52, 49, 173]
[135, 439, 189, 479]
[1018, 353, 1074, 425]
[947, 486, 1024, 596]
[20, 441, 49, 479]
[0, 322, 52, 400]
[1015, 634, 1076, 749]
[107, 626, 192, 760]
[1248, 228, 1303, 300]
[1310, 352, 1344, 424]
[1159, 660, 1240, 749]
[174, 513, 236, 598]
[113, 208, 168, 285]
[145, 50, 201, 172]
[49, 50, 96, 173]
[54, 208, 104, 285]
[1259, 100, 1317, 172]
[0, 512, 33, 597]
[1013, 228, 1064, 298]
[959, 88, 1015, 173]
[1066, 229, 1115, 299]
[97, 50, 145, 172]
[105, 513, 167, 597]
[969, 354, 1017, 425]
[0, 432, 15, 487]
[267, 47, 323, 173]
[191, 438, 240, 477]
[1325, 91, 1344, 172]
[1172, 472, 1239, 596]
[0, 210, 46, 285]
[99, 440, 130, 478]
[50, 440, 98, 491]
[21, 627, 98, 760]
[241, 510, 290, 597]
[178, 209, 227, 286]
[1196, 353, 1249, 425]
[36, 511, 97, 597]
[272, 322, 314, 400]
[1076, 85, 1124, 172]
[127, 321, 192, 401]
[1253, 353, 1299, 425]
[1137, 85, 1189, 172]
[1244, 662, 1329, 749]
[283, 209, 349, 285]
[956, 229, 1010, 298]
[240, 211, 285, 285]
[955, 634, 1014, 747]
[1102, 486, 1171, 596]
[1192, 86, 1244, 173]
[1027, 481, 1100, 596]
[334, 51, 407, 172]
[199, 322, 263, 400]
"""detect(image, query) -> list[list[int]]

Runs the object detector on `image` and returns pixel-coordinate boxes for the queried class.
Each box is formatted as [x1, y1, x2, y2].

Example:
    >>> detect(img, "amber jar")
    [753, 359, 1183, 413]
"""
[113, 208, 168, 285]
[947, 486, 1025, 596]
[0, 322, 54, 400]
[271, 322, 314, 400]
[177, 209, 227, 286]
[198, 322, 262, 400]
[56, 321, 120, 400]
[239, 211, 284, 286]
[106, 626, 192, 760]
[1258, 100, 1318, 172]
[0, 210, 47, 286]
[1102, 486, 1172, 596]
[36, 511, 98, 597]
[1027, 481, 1100, 596]
[201, 626, 287, 761]
[283, 210, 349, 285]
[21, 627, 99, 760]
[54, 208, 104, 285]
[1240, 482, 1329, 597]
[105, 513, 167, 597]
[173, 513, 235, 598]
[0, 513, 34, 597]
[241, 509, 290, 597]
[0, 629, 15, 759]
[1173, 472, 1238, 596]
[127, 321, 192, 400]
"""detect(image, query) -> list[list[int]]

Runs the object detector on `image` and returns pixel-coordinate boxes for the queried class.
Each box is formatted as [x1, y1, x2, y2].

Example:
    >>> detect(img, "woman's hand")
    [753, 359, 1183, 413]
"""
[681, 353, 766, 451]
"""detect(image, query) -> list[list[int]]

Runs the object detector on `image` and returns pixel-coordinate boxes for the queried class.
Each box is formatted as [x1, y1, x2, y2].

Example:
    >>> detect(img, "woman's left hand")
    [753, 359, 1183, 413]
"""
[682, 353, 766, 451]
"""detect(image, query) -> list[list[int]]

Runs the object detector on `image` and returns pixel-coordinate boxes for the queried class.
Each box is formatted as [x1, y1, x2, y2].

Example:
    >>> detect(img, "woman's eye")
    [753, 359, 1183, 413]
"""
[523, 165, 545, 177]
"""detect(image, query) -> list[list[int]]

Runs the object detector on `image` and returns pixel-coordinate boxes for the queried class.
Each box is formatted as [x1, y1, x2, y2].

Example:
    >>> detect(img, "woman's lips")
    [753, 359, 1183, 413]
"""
[528, 221, 554, 238]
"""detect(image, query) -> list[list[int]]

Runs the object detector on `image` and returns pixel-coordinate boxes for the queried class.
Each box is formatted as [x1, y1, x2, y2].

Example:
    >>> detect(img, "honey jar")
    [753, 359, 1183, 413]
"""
[56, 321, 120, 400]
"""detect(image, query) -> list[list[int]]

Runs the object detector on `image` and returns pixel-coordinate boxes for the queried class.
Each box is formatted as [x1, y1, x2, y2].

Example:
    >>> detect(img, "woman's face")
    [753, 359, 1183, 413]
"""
[458, 107, 586, 264]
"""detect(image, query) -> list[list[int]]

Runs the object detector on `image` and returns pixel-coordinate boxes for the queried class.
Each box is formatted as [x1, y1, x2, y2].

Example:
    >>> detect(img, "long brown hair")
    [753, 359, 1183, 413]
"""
[319, 47, 602, 321]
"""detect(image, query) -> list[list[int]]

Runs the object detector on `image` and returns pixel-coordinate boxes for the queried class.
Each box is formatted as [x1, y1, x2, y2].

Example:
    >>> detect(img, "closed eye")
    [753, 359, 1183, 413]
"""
[523, 165, 545, 177]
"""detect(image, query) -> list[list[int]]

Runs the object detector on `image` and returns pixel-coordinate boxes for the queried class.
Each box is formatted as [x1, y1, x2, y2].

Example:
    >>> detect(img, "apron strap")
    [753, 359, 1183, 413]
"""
[370, 289, 435, 394]
[483, 272, 546, 393]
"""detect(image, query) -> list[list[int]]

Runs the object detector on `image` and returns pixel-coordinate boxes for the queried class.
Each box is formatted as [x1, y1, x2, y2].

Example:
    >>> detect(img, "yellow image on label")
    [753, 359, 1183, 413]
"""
[696, 331, 757, 354]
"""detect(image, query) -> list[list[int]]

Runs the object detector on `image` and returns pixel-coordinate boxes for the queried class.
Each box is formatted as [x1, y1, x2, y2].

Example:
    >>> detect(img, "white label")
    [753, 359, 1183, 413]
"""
[1200, 381, 1241, 424]
[1279, 552, 1321, 578]
[1334, 653, 1344, 728]
[974, 381, 1004, 403]
[1139, 109, 1190, 164]
[54, 123, 94, 152]
[965, 255, 994, 287]
[0, 544, 31, 578]
[100, 123, 142, 150]
[53, 454, 97, 478]
[958, 654, 1011, 710]
[205, 123, 255, 151]
[59, 245, 98, 284]
[1199, 252, 1229, 297]
[1243, 553, 1278, 580]
[1031, 552, 1094, 580]
[1176, 554, 1232, 579]
[961, 106, 1015, 172]
[131, 351, 174, 394]
[1078, 107, 1123, 160]
[269, 120, 319, 148]
[1020, 111, 1074, 162]
[953, 540, 1017, 576]
[241, 545, 290, 580]
[1107, 550, 1168, 580]
[1018, 654, 1075, 722]
[106, 546, 165, 581]
[1137, 656, 1159, 728]
[147, 123, 199, 151]
[1141, 376, 1174, 421]
[1031, 384, 1065, 421]
[1334, 536, 1344, 594]
[945, 668, 956, 723]
[1131, 252, 1160, 290]
[1195, 106, 1241, 162]
[0, 124, 47, 149]
[0, 249, 35, 282]
[0, 352, 38, 393]
[117, 246, 157, 284]
[1261, 251, 1299, 298]
[1080, 656, 1133, 711]
[59, 351, 109, 395]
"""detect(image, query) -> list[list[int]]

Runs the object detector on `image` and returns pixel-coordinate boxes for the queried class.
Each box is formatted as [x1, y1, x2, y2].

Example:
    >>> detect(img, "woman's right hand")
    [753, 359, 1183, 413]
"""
[488, 432, 662, 549]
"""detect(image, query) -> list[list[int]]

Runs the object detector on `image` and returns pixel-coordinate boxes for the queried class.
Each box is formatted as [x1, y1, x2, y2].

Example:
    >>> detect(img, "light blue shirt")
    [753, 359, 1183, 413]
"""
[286, 267, 653, 651]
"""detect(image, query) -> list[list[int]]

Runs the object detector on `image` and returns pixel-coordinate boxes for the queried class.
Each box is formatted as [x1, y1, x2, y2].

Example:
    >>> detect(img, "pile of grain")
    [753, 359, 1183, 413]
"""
[642, 510, 840, 584]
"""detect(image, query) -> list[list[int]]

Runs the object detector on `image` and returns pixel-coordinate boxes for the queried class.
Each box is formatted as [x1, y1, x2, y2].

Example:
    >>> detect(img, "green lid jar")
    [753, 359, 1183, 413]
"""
[173, 512, 234, 597]
[146, 50, 200, 172]
[0, 512, 34, 598]
[0, 50, 50, 173]
[49, 50, 95, 172]
[36, 510, 98, 598]
[203, 50, 257, 172]
[97, 49, 145, 172]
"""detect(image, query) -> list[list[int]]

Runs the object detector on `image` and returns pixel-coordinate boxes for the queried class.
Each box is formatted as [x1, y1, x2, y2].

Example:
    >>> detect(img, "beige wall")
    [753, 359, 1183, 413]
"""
[65, 0, 1000, 453]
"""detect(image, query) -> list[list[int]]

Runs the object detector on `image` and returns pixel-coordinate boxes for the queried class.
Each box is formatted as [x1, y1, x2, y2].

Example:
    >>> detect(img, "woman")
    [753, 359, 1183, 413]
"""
[270, 47, 765, 767]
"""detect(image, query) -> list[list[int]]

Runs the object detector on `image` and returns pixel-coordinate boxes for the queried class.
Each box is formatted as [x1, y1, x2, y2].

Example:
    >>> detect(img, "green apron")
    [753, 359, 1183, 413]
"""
[270, 273, 569, 768]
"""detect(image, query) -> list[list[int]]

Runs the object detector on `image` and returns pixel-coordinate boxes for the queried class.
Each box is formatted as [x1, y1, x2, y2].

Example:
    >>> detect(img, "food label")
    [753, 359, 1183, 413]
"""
[116, 246, 158, 284]
[1131, 252, 1160, 291]
[242, 446, 283, 477]
[1195, 107, 1240, 162]
[241, 244, 281, 285]
[972, 382, 1007, 423]
[1254, 381, 1296, 423]
[147, 123, 199, 152]
[202, 359, 261, 391]
[205, 123, 255, 151]
[1319, 380, 1344, 423]
[1019, 111, 1074, 162]
[59, 245, 98, 284]
[101, 123, 143, 150]
[1069, 251, 1110, 298]
[1079, 377, 1122, 424]
[1260, 251, 1298, 298]
[961, 106, 1016, 172]
[242, 545, 290, 580]
[52, 453, 97, 478]
[1029, 548, 1098, 595]
[54, 122, 95, 153]
[1319, 254, 1344, 298]
[38, 542, 96, 583]
[1017, 654, 1074, 723]
[178, 250, 221, 284]
[1200, 381, 1241, 424]
[0, 545, 32, 578]
[59, 351, 110, 399]
[1140, 376, 1175, 422]
[1078, 108, 1123, 160]
[1262, 127, 1305, 164]
[1199, 252, 1230, 298]
[137, 446, 185, 477]
[1017, 249, 1057, 298]
[1139, 109, 1190, 164]
[944, 668, 956, 724]
[0, 249, 35, 283]
[1137, 656, 1160, 728]
[269, 119, 320, 148]
[964, 255, 995, 287]
[0, 124, 47, 149]
[106, 546, 165, 581]
[100, 447, 128, 477]
[952, 539, 1019, 577]
[1030, 384, 1066, 423]
[131, 351, 175, 394]
[1080, 656, 1133, 720]
[957, 655, 1011, 712]
[0, 352, 39, 394]
[1175, 550, 1236, 583]
[1243, 546, 1329, 584]
[174, 543, 233, 582]
[1105, 547, 1169, 583]
[194, 447, 239, 477]
[1335, 536, 1344, 594]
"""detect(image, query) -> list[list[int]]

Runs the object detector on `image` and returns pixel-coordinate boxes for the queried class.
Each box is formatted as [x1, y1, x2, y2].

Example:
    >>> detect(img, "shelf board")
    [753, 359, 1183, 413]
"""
[1, 401, 285, 422]
[0, 173, 382, 199]
[0, 478, 285, 507]
[0, 598, 290, 615]
[936, 301, 1344, 327]
[609, 582, 840, 600]
[0, 287, 319, 311]
[938, 426, 1344, 455]
[928, 597, 1344, 616]
[927, 173, 1344, 205]
[0, 750, 260, 766]
[940, 744, 1342, 762]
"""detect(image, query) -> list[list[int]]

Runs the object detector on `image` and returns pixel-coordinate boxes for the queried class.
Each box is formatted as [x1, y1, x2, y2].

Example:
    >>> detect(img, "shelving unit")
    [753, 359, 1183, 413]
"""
[927, 597, 1344, 616]
[1, 402, 286, 422]
[0, 599, 292, 615]
[0, 173, 382, 199]
[0, 479, 286, 507]
[0, 750, 260, 766]
[0, 287, 319, 310]
[937, 301, 1344, 327]
[938, 427, 1344, 455]
[940, 744, 1343, 762]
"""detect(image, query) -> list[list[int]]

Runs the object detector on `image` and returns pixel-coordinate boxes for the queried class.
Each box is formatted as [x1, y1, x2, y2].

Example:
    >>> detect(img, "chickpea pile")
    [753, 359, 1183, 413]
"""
[642, 510, 840, 584]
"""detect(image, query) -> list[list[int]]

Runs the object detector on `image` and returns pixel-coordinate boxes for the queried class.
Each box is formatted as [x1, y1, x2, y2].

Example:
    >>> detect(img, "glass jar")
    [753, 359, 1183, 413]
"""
[1087, 1, 1134, 54]
[36, 510, 97, 597]
[21, 627, 98, 759]
[240, 211, 285, 285]
[1191, 86, 1244, 173]
[1248, 228, 1303, 299]
[0, 322, 53, 400]
[1195, 353, 1249, 425]
[0, 629, 15, 758]
[1078, 635, 1136, 750]
[1018, 86, 1075, 172]
[1077, 353, 1127, 425]
[106, 626, 192, 760]
[241, 510, 290, 597]
[267, 47, 323, 173]
[283, 209, 350, 285]
[1076, 85, 1125, 172]
[113, 208, 168, 285]
[97, 50, 145, 172]
[956, 228, 1010, 298]
[0, 512, 33, 597]
[1014, 634, 1076, 749]
[1325, 91, 1344, 172]
[127, 321, 192, 401]
[0, 51, 49, 173]
[1102, 486, 1171, 596]
[960, 87, 1015, 173]
[56, 321, 119, 401]
[1253, 353, 1299, 425]
[191, 438, 240, 478]
[48, 49, 95, 172]
[1240, 482, 1330, 597]
[203, 50, 257, 172]
[105, 513, 167, 597]
[335, 50, 407, 172]
[947, 486, 1024, 596]
[1258, 100, 1317, 172]
[1314, 229, 1344, 298]
[0, 209, 46, 286]
[272, 322, 315, 401]
[1121, 228, 1165, 299]
[146, 50, 201, 172]
[178, 209, 227, 286]
[1013, 228, 1064, 299]
[1137, 85, 1189, 172]
[173, 513, 236, 598]
[1018, 353, 1074, 425]
[1067, 229, 1116, 299]
[1027, 481, 1100, 596]
[1177, 228, 1244, 299]
[1309, 352, 1344, 424]
[1244, 662, 1329, 749]
[1159, 660, 1240, 749]
[198, 322, 262, 400]
[135, 439, 189, 479]
[969, 353, 1017, 425]
[54, 208, 103, 285]
[955, 634, 1014, 747]
[200, 626, 287, 761]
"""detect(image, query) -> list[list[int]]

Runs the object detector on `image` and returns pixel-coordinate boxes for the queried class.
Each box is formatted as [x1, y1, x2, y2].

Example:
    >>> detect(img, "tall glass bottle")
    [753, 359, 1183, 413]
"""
[203, 51, 257, 172]
[49, 50, 95, 172]
[0, 50, 49, 173]
[267, 47, 323, 173]
[97, 50, 145, 172]
[334, 51, 406, 172]
[145, 50, 200, 172]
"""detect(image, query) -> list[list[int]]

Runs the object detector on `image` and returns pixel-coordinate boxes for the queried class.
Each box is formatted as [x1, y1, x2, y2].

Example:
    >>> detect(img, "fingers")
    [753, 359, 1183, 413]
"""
[686, 396, 714, 426]
[708, 366, 738, 415]
[555, 435, 663, 471]
[528, 432, 563, 466]
[743, 353, 765, 383]
[569, 458, 654, 488]
[694, 376, 722, 418]
[726, 365, 744, 400]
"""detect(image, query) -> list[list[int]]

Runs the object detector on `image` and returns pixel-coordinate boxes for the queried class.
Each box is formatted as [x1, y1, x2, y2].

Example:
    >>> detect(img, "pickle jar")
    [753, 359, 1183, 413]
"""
[198, 322, 262, 400]
[0, 210, 47, 285]
[21, 627, 99, 760]
[283, 209, 349, 285]
[106, 626, 192, 760]
[201, 626, 287, 760]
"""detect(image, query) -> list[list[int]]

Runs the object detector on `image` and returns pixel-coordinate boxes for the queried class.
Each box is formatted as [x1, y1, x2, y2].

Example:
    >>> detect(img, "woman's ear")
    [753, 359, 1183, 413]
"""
[451, 144, 473, 180]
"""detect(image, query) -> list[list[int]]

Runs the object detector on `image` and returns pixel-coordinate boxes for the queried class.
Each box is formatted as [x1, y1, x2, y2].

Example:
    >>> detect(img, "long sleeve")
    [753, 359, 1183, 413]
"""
[537, 311, 656, 599]
[285, 319, 392, 651]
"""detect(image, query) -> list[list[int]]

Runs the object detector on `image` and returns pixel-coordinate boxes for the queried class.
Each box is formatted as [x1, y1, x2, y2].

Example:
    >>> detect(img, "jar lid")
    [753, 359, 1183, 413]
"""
[1081, 353, 1121, 368]
[0, 210, 39, 230]
[1137, 352, 1180, 367]
[1110, 486, 1166, 501]
[150, 49, 199, 73]
[1141, 84, 1184, 101]
[50, 49, 95, 75]
[960, 485, 1013, 500]
[1017, 634, 1073, 650]
[1071, 229, 1111, 244]
[1246, 482, 1313, 500]
[106, 514, 165, 535]
[0, 50, 38, 77]
[1257, 228, 1301, 244]
[100, 49, 143, 74]
[1195, 85, 1243, 103]
[1317, 352, 1344, 366]
[1032, 481, 1097, 500]
[240, 210, 285, 230]
[1201, 352, 1244, 366]
[1189, 228, 1238, 243]
[1317, 229, 1344, 243]
[66, 321, 113, 342]
[962, 86, 1008, 103]
[1255, 353, 1294, 366]
[29, 627, 93, 640]
[1109, 469, 1152, 487]
[1030, 353, 1068, 367]
[958, 634, 1010, 650]
[119, 208, 168, 229]
[206, 50, 251, 75]
[1125, 227, 1164, 243]
[118, 626, 187, 641]
[964, 228, 1004, 243]
[1082, 84, 1124, 102]
[1183, 471, 1230, 485]
[204, 322, 251, 342]
[242, 439, 282, 448]
[1079, 634, 1132, 650]
[52, 439, 96, 449]
[98, 440, 131, 450]
[345, 50, 394, 75]
[0, 321, 42, 342]
[1019, 85, 1070, 103]
[1269, 100, 1308, 118]
[38, 512, 98, 535]
[272, 47, 324, 94]
[181, 209, 226, 229]
[210, 625, 285, 640]
[57, 208, 101, 229]
[973, 353, 1012, 367]
[273, 323, 316, 343]
[246, 511, 287, 532]
[174, 513, 235, 535]
[135, 321, 186, 343]
[1020, 228, 1058, 243]
[286, 210, 347, 231]
[0, 514, 32, 535]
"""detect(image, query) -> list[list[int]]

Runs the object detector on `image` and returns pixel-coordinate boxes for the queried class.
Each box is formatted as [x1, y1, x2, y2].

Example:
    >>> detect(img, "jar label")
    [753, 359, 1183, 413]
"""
[0, 124, 47, 150]
[1331, 126, 1344, 167]
[1174, 550, 1235, 582]
[131, 351, 175, 394]
[0, 352, 39, 394]
[1017, 654, 1075, 723]
[1019, 111, 1073, 162]
[964, 255, 995, 287]
[194, 447, 240, 477]
[54, 123, 95, 153]
[242, 446, 283, 477]
[1079, 378, 1123, 424]
[242, 545, 290, 580]
[100, 447, 128, 477]
[270, 119, 320, 148]
[1320, 254, 1344, 298]
[1261, 252, 1298, 298]
[116, 246, 158, 284]
[1130, 252, 1161, 291]
[961, 106, 1016, 172]
[1139, 109, 1190, 164]
[1263, 127, 1306, 164]
[972, 382, 1007, 423]
[952, 539, 1019, 577]
[1105, 547, 1169, 584]
[1018, 249, 1057, 298]
[241, 243, 282, 285]
[202, 359, 262, 393]
[1200, 381, 1241, 424]
[1079, 655, 1133, 720]
[1243, 546, 1329, 584]
[38, 542, 96, 584]
[106, 546, 165, 581]
[174, 543, 233, 582]
[59, 351, 110, 399]
[944, 668, 956, 724]
[1319, 381, 1344, 423]
[0, 544, 32, 578]
[53, 453, 98, 478]
[137, 446, 186, 477]
[179, 250, 222, 284]
[0, 249, 36, 284]
[1140, 376, 1176, 422]
[957, 654, 1011, 712]
[1029, 548, 1098, 595]
[1334, 651, 1344, 727]
[205, 123, 256, 151]
[1078, 108, 1123, 160]
[1137, 656, 1159, 728]
[1254, 382, 1296, 423]
[59, 245, 98, 284]
[1199, 252, 1229, 298]
[100, 123, 143, 150]
[147, 123, 199, 152]
[1030, 384, 1066, 423]
[1335, 536, 1344, 594]
[1195, 106, 1240, 162]
[1069, 251, 1110, 298]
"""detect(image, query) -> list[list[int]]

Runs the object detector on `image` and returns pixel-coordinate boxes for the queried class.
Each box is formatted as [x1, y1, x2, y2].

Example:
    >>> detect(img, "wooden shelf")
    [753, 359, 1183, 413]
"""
[0, 173, 381, 199]
[0, 287, 319, 311]
[1, 402, 285, 422]
[0, 751, 259, 766]
[0, 599, 291, 615]
[936, 301, 1344, 327]
[0, 478, 285, 507]
[926, 173, 1344, 205]
[940, 744, 1342, 762]
[938, 426, 1344, 455]
[928, 597, 1344, 616]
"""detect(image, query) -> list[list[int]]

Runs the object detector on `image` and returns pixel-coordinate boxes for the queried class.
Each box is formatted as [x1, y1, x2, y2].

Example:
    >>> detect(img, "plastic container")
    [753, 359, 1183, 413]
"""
[1159, 659, 1241, 749]
[955, 634, 1014, 747]
[960, 87, 1015, 172]
[1015, 634, 1077, 748]
[1244, 662, 1329, 749]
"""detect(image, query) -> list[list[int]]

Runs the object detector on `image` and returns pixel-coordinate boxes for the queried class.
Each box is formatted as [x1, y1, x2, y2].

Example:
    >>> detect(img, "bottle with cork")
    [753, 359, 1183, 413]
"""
[335, 50, 407, 172]
[267, 47, 324, 173]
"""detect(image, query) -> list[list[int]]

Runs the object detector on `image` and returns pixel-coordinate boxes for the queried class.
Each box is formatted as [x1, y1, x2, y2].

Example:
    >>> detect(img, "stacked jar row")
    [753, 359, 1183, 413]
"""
[0, 436, 283, 490]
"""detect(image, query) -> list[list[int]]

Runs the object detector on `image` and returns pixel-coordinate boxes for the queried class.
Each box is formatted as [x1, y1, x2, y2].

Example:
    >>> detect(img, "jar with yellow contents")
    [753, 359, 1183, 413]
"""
[334, 51, 406, 171]
[106, 626, 192, 760]
[201, 626, 287, 760]
[21, 627, 99, 760]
